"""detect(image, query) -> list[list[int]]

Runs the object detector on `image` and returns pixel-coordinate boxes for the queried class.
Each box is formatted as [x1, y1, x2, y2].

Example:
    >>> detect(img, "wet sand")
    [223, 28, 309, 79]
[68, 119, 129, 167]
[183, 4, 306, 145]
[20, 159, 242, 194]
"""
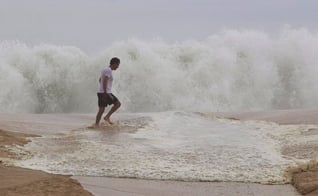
[0, 165, 92, 196]
[73, 176, 299, 196]
[0, 110, 317, 195]
[0, 129, 92, 196]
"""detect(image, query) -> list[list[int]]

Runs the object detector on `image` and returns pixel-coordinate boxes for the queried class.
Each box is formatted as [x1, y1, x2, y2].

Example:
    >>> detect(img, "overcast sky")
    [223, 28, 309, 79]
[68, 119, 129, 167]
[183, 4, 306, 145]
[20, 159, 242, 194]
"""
[1, 0, 317, 52]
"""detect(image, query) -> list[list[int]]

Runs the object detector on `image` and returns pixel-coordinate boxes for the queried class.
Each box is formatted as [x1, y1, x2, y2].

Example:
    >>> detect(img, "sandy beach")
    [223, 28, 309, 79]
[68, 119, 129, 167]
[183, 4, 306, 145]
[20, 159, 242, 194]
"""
[1, 110, 318, 195]
[0, 129, 92, 196]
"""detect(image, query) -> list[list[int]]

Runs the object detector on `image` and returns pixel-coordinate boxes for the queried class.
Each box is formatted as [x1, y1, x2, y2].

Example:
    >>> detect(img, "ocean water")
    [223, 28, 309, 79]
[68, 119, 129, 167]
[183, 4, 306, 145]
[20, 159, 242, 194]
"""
[2, 28, 318, 184]
[10, 112, 318, 183]
[1, 28, 318, 113]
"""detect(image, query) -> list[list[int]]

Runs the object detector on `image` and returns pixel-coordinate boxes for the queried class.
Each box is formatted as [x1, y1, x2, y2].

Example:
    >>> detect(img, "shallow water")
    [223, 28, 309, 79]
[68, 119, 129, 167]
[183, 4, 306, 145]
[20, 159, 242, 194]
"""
[10, 111, 318, 183]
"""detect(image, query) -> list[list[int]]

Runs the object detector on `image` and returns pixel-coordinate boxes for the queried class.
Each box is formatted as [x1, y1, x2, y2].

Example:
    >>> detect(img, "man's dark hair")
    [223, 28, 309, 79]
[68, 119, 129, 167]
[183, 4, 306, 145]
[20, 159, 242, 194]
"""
[110, 57, 120, 65]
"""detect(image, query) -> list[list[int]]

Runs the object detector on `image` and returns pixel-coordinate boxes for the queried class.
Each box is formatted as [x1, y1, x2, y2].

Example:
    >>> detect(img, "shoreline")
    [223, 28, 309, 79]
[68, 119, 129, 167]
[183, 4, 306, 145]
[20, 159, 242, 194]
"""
[214, 109, 318, 125]
[0, 129, 93, 196]
[0, 110, 317, 195]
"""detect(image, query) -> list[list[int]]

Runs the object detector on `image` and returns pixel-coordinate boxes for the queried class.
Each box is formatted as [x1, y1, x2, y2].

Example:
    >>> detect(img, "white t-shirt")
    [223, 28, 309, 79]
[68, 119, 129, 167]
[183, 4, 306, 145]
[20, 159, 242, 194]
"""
[98, 67, 113, 93]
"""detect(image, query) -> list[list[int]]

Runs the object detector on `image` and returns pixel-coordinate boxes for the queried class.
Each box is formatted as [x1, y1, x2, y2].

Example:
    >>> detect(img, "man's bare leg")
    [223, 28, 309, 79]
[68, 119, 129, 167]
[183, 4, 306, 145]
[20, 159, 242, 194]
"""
[104, 101, 121, 124]
[95, 107, 105, 127]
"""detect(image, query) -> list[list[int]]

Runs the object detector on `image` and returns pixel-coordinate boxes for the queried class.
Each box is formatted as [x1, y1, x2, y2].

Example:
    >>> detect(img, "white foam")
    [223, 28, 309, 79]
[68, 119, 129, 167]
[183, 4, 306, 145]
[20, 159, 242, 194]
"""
[11, 112, 318, 183]
[2, 28, 318, 113]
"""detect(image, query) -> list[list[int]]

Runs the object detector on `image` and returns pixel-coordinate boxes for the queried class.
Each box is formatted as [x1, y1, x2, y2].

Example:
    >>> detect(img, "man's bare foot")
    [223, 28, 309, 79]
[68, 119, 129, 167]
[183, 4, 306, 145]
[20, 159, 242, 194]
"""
[87, 124, 99, 129]
[104, 117, 114, 125]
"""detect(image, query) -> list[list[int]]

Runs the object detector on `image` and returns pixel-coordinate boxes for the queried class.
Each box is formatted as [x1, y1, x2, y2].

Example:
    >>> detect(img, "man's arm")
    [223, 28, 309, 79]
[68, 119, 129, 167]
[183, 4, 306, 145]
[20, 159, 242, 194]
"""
[103, 76, 108, 93]
[103, 76, 114, 100]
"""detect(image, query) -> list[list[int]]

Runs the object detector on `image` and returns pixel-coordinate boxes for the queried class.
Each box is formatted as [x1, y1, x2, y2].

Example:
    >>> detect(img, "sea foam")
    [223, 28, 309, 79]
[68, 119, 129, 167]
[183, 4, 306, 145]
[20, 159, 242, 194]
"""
[10, 112, 318, 183]
[1, 28, 318, 113]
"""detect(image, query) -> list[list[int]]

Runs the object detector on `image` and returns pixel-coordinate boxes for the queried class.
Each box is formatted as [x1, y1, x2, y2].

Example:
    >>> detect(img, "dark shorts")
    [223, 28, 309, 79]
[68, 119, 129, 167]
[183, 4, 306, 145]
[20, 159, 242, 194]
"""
[97, 93, 119, 107]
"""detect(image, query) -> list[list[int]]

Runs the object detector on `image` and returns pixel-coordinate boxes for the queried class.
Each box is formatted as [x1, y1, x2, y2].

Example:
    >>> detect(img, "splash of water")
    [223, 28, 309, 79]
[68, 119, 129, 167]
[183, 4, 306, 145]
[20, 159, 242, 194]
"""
[1, 28, 318, 113]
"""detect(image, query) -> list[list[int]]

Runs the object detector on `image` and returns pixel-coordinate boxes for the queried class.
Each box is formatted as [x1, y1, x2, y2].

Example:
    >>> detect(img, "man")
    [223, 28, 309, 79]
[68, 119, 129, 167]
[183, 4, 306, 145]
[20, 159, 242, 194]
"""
[95, 57, 121, 127]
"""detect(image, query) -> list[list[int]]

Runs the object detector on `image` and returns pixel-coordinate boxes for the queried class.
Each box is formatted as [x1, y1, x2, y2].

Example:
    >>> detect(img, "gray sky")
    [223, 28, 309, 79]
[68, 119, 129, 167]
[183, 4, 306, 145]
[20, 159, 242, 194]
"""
[1, 0, 317, 53]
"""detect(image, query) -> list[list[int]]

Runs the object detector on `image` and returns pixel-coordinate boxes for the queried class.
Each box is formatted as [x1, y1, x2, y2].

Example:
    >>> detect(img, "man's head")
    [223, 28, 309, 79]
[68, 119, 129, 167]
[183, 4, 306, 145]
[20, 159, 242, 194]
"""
[109, 57, 120, 70]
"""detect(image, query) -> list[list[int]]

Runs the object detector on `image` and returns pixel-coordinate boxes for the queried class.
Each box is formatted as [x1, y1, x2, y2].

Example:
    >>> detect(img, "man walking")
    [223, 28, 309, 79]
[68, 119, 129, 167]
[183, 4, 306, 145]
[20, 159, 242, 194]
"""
[95, 57, 121, 127]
